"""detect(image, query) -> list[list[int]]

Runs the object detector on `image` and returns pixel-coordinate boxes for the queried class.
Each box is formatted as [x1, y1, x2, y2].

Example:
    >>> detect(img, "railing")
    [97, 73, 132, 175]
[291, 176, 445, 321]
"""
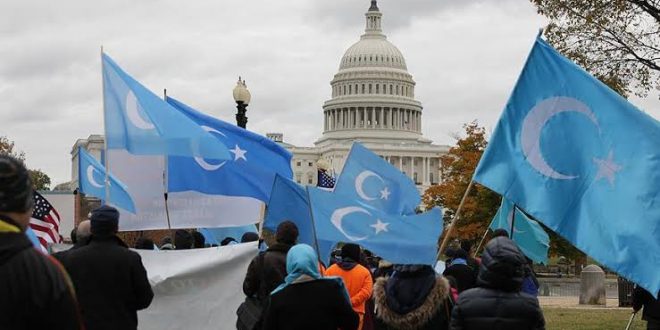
[537, 278, 619, 298]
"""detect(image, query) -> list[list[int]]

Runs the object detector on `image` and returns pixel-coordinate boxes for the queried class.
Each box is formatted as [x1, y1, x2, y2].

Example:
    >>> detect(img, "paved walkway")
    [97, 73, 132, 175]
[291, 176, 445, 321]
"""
[539, 297, 629, 310]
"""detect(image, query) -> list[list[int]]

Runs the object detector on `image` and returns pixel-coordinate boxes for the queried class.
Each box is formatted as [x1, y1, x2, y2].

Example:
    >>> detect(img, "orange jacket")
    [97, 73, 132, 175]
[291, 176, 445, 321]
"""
[325, 263, 373, 314]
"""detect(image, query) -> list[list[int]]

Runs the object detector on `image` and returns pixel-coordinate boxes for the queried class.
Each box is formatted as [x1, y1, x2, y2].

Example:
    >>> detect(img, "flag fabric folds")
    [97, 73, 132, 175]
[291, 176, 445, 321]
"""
[165, 96, 293, 201]
[263, 174, 315, 247]
[102, 53, 230, 160]
[307, 187, 443, 266]
[78, 147, 136, 213]
[489, 198, 550, 265]
[334, 143, 420, 215]
[473, 36, 660, 294]
[30, 191, 62, 249]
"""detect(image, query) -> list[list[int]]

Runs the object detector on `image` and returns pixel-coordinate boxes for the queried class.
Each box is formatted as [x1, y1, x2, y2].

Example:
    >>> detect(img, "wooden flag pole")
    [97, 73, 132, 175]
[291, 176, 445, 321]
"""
[438, 180, 475, 257]
[474, 227, 490, 258]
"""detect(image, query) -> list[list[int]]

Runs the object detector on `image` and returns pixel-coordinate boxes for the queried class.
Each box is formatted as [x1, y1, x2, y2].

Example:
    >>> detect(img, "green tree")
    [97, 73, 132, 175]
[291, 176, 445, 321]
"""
[0, 136, 51, 190]
[531, 0, 660, 98]
[422, 121, 501, 243]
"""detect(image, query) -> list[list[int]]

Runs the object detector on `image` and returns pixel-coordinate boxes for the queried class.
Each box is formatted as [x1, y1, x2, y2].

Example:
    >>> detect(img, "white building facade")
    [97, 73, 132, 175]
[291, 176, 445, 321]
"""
[63, 1, 448, 194]
[274, 0, 448, 191]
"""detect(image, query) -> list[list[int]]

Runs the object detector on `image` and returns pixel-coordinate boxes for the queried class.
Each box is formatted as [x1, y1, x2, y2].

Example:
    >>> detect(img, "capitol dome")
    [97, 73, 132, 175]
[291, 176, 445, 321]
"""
[340, 38, 407, 70]
[317, 0, 424, 146]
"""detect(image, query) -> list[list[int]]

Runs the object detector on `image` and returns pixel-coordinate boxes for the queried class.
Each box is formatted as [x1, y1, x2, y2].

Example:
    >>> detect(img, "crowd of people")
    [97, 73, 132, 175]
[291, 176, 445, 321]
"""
[240, 221, 546, 330]
[1, 152, 659, 329]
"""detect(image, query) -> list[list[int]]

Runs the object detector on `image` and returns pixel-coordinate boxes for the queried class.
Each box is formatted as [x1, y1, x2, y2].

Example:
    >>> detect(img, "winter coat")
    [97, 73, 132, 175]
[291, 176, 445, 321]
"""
[450, 237, 545, 330]
[325, 260, 374, 314]
[373, 276, 452, 330]
[0, 216, 83, 329]
[242, 242, 293, 300]
[262, 278, 359, 330]
[633, 286, 660, 323]
[57, 234, 154, 330]
[442, 262, 476, 293]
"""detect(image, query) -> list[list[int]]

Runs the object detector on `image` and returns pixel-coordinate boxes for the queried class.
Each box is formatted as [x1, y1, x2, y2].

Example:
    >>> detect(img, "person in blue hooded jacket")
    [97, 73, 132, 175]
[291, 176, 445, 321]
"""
[261, 244, 359, 330]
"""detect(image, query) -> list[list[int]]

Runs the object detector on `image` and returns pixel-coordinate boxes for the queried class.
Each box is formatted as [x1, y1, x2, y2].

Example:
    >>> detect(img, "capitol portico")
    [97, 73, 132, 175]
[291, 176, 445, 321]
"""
[274, 0, 448, 191]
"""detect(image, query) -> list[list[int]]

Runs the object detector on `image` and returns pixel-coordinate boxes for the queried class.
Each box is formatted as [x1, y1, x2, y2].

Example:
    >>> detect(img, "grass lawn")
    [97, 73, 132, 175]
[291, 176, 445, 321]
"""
[543, 307, 646, 330]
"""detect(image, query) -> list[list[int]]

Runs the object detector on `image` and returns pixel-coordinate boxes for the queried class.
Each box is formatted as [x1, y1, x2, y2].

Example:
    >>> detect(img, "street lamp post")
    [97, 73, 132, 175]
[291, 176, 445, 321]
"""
[233, 77, 251, 129]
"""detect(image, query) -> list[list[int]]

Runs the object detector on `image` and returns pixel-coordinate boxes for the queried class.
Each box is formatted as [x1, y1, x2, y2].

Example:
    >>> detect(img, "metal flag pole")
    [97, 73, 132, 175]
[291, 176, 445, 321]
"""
[510, 204, 517, 240]
[625, 311, 637, 330]
[162, 88, 173, 232]
[100, 46, 111, 204]
[438, 180, 475, 257]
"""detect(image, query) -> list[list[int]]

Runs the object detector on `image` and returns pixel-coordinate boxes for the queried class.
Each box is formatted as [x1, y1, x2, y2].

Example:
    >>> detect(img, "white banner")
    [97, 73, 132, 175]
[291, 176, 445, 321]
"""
[107, 149, 169, 231]
[167, 191, 263, 228]
[137, 242, 258, 330]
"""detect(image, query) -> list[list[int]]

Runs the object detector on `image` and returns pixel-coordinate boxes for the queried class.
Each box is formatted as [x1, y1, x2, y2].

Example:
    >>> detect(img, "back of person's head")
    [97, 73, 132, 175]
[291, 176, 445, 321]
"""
[174, 229, 193, 250]
[241, 232, 259, 243]
[286, 244, 320, 277]
[275, 221, 298, 245]
[220, 237, 237, 246]
[70, 228, 78, 244]
[453, 248, 469, 260]
[89, 205, 119, 237]
[491, 228, 509, 238]
[76, 220, 92, 243]
[192, 231, 205, 248]
[160, 237, 174, 250]
[478, 236, 526, 292]
[0, 155, 34, 229]
[460, 240, 473, 254]
[135, 237, 155, 250]
[341, 243, 361, 262]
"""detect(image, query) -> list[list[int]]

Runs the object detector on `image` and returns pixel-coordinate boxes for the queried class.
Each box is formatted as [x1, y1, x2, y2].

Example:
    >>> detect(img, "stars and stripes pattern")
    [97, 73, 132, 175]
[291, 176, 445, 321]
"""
[29, 191, 62, 249]
[317, 169, 336, 190]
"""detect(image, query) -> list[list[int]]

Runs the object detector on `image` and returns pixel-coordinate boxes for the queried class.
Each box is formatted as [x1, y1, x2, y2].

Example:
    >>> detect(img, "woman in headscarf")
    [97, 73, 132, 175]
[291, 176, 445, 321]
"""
[262, 244, 359, 330]
[373, 265, 453, 330]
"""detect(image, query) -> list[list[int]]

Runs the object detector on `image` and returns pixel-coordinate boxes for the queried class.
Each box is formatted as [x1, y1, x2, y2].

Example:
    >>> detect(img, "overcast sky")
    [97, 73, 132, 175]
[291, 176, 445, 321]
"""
[1, 0, 658, 186]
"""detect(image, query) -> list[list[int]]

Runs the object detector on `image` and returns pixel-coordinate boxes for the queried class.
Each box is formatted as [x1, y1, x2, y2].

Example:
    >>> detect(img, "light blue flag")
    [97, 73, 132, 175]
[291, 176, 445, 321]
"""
[473, 36, 660, 295]
[102, 53, 230, 159]
[489, 198, 550, 265]
[307, 186, 443, 266]
[165, 96, 293, 201]
[263, 174, 316, 248]
[78, 147, 136, 213]
[334, 143, 420, 215]
[199, 225, 257, 246]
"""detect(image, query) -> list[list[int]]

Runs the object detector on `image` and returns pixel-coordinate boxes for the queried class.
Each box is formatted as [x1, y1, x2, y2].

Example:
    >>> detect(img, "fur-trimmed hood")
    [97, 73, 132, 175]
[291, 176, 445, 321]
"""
[374, 276, 450, 330]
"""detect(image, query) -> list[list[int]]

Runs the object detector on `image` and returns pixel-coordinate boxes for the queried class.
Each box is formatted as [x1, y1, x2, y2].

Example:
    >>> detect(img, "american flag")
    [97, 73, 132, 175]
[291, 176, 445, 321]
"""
[30, 191, 62, 249]
[317, 169, 336, 190]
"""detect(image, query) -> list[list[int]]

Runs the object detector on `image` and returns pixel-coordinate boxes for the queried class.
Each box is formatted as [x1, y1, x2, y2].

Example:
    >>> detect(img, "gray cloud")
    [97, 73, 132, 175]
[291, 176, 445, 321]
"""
[0, 0, 657, 187]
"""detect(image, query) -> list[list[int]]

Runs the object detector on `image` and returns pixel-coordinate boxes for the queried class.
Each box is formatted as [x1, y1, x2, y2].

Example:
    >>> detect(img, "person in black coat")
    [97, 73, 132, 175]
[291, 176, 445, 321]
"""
[373, 265, 453, 330]
[443, 248, 477, 294]
[243, 221, 298, 300]
[632, 285, 660, 329]
[0, 155, 83, 329]
[58, 205, 154, 330]
[262, 244, 358, 330]
[450, 236, 545, 330]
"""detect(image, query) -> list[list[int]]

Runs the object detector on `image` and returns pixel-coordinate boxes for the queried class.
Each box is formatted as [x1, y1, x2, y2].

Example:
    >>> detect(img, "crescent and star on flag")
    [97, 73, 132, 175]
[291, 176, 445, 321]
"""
[124, 91, 248, 172]
[520, 96, 622, 186]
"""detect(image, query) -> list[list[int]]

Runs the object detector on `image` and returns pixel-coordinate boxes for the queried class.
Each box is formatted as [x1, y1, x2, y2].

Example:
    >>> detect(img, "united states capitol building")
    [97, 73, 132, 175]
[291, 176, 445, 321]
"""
[60, 1, 448, 192]
[274, 0, 448, 190]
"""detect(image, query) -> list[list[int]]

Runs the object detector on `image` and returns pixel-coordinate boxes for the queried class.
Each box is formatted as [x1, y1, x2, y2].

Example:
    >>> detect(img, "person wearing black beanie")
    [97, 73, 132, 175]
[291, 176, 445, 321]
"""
[0, 154, 83, 329]
[57, 205, 153, 329]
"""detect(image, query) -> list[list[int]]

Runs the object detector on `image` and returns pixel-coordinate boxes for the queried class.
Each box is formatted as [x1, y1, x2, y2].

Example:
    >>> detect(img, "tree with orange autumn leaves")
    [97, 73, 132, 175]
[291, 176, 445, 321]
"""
[423, 121, 500, 243]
